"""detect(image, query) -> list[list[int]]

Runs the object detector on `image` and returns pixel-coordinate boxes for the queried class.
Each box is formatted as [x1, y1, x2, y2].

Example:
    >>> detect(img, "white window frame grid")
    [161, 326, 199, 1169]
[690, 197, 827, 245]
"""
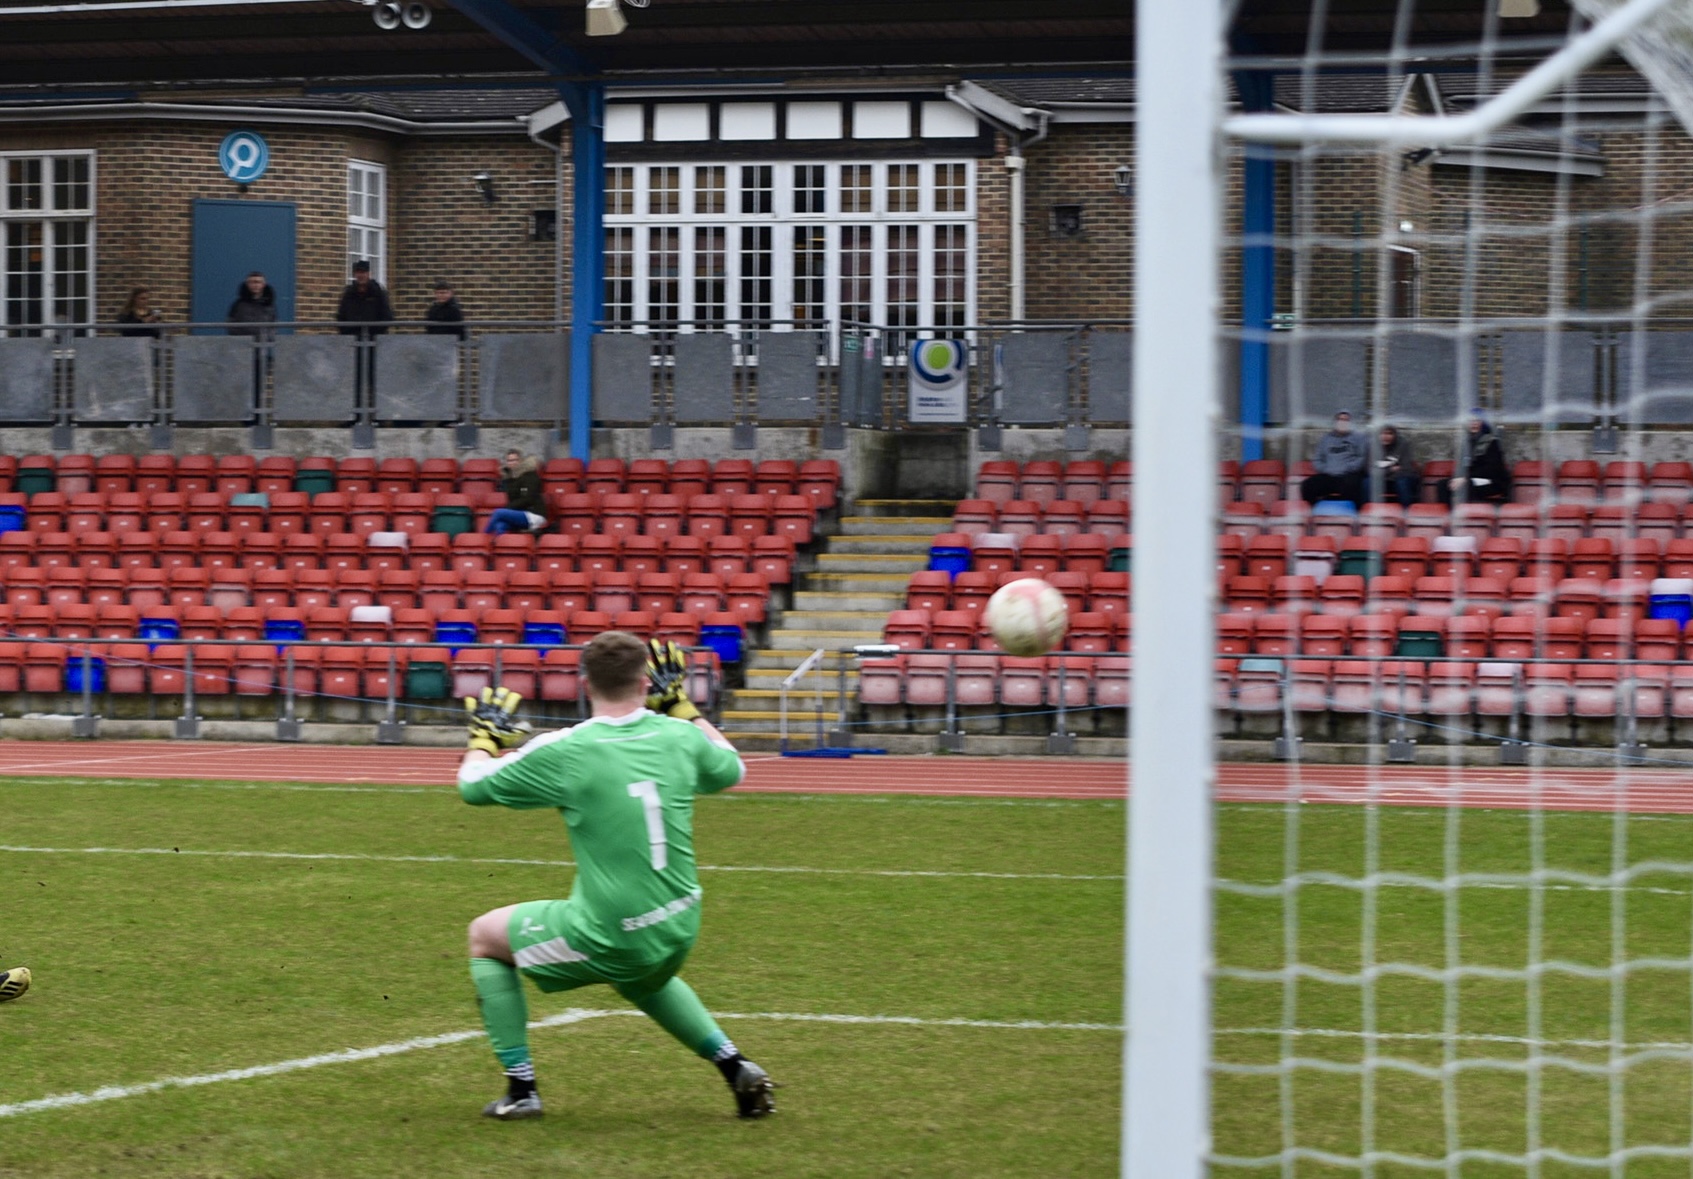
[604, 159, 976, 349]
[347, 159, 387, 286]
[0, 150, 96, 336]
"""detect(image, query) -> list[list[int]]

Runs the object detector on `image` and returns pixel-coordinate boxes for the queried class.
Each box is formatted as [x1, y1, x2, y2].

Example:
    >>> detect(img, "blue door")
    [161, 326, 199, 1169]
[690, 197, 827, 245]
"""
[190, 199, 296, 333]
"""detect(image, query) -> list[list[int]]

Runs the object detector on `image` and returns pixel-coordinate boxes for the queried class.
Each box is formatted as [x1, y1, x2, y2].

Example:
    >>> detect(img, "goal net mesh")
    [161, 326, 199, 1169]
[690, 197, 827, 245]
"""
[1208, 3, 1693, 1173]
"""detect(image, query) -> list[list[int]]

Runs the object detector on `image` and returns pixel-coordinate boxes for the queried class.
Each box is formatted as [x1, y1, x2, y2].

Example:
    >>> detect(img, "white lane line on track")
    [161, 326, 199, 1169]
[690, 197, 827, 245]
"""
[0, 1007, 1118, 1120]
[0, 778, 1116, 806]
[0, 845, 1121, 882]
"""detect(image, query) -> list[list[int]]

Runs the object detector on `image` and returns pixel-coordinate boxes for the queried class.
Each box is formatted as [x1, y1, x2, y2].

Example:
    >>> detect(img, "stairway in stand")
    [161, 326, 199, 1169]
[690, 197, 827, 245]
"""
[717, 499, 954, 751]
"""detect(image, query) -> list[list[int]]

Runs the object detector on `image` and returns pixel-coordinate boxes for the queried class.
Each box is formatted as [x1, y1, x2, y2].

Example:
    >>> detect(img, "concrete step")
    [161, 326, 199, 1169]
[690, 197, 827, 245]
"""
[791, 590, 907, 612]
[779, 609, 888, 627]
[804, 572, 916, 594]
[742, 648, 863, 670]
[743, 665, 848, 685]
[852, 498, 959, 518]
[729, 687, 847, 701]
[767, 629, 886, 650]
[837, 515, 954, 536]
[814, 553, 928, 573]
[827, 535, 942, 554]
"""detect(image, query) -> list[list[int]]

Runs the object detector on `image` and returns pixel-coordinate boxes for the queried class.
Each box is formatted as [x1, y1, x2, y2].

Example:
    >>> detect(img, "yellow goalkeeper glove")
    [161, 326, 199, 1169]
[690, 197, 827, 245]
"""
[644, 639, 701, 722]
[465, 685, 531, 754]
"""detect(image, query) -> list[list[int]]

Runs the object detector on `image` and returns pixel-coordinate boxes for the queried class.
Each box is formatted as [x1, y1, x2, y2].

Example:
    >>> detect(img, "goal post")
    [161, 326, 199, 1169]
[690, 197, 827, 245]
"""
[1125, 0, 1223, 1176]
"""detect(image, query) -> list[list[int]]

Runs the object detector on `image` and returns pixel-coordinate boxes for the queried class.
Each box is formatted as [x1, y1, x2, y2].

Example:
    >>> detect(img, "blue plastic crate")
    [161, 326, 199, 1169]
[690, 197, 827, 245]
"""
[521, 622, 567, 646]
[64, 656, 106, 695]
[700, 623, 744, 665]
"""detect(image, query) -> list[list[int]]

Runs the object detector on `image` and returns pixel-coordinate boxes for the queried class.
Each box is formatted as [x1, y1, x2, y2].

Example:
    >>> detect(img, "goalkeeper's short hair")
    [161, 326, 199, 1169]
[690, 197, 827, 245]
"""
[584, 631, 649, 698]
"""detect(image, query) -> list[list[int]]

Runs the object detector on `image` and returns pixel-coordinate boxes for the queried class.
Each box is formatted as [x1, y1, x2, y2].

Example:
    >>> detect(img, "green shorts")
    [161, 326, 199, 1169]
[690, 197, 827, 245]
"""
[507, 899, 693, 997]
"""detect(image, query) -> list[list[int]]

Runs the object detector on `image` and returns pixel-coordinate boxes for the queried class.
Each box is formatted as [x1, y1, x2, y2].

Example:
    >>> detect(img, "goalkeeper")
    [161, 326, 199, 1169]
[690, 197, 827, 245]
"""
[457, 630, 774, 1121]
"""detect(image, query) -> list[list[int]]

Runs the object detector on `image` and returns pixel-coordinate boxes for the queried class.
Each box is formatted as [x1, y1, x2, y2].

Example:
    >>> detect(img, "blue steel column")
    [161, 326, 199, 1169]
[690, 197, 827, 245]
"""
[1236, 72, 1275, 461]
[568, 83, 606, 462]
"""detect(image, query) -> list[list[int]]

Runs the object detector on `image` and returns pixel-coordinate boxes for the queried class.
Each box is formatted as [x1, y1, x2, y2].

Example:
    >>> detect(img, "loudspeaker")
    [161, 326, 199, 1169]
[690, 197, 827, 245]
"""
[372, 1, 401, 29]
[401, 3, 431, 29]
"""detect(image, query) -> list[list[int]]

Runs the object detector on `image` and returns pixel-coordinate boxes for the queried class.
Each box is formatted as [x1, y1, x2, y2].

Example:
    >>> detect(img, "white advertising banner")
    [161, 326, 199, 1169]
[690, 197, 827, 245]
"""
[907, 338, 968, 423]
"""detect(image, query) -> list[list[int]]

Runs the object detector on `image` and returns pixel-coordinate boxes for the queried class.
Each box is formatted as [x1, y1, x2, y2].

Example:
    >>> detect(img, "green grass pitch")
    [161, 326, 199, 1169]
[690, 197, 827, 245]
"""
[0, 772, 1123, 1177]
[9, 768, 1686, 1177]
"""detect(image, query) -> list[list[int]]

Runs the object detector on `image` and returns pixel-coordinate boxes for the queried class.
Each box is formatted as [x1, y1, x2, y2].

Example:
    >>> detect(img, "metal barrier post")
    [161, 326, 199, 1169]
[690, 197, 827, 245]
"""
[1500, 664, 1528, 764]
[278, 646, 302, 741]
[828, 651, 854, 747]
[1046, 657, 1076, 754]
[174, 644, 201, 739]
[1618, 671, 1647, 764]
[1273, 658, 1301, 761]
[1386, 664, 1417, 763]
[376, 645, 404, 744]
[72, 645, 98, 739]
[939, 653, 965, 752]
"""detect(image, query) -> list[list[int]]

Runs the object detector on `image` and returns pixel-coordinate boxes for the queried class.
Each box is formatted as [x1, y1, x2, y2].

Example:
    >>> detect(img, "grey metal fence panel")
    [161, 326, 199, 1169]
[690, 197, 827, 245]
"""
[838, 332, 882, 426]
[672, 333, 736, 423]
[755, 331, 822, 422]
[1272, 333, 1363, 423]
[171, 337, 255, 423]
[0, 339, 55, 422]
[374, 335, 459, 423]
[71, 338, 155, 423]
[1384, 330, 1467, 421]
[1620, 331, 1693, 424]
[1499, 329, 1597, 424]
[998, 332, 1070, 425]
[1087, 330, 1131, 425]
[272, 335, 357, 423]
[593, 333, 653, 421]
[478, 332, 568, 422]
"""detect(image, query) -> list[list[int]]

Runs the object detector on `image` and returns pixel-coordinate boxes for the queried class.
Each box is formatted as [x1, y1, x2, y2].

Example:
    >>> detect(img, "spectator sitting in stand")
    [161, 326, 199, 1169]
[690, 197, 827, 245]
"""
[1300, 410, 1367, 507]
[484, 450, 548, 535]
[1373, 424, 1421, 507]
[1440, 409, 1513, 505]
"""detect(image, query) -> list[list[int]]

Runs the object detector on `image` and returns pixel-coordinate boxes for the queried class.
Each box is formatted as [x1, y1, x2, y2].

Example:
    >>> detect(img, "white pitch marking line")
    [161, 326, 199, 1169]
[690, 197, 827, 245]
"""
[0, 845, 1122, 882]
[1217, 1026, 1693, 1052]
[0, 1007, 1119, 1120]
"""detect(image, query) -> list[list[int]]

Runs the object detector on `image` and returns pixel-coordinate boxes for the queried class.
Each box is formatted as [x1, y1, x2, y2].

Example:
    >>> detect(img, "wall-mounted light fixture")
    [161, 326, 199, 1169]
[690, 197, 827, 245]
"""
[472, 172, 497, 204]
[1113, 164, 1131, 198]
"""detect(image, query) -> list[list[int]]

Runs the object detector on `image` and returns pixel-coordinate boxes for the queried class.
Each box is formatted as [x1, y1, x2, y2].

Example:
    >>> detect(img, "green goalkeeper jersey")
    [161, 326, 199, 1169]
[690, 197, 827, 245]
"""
[457, 709, 745, 962]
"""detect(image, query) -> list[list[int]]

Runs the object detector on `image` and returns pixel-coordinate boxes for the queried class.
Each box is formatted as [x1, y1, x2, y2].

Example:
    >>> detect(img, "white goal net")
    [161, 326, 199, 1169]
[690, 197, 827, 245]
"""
[1130, 0, 1693, 1174]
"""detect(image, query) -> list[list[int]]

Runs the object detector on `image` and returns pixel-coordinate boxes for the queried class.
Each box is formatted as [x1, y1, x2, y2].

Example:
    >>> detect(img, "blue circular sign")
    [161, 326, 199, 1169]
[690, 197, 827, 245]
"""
[218, 130, 269, 184]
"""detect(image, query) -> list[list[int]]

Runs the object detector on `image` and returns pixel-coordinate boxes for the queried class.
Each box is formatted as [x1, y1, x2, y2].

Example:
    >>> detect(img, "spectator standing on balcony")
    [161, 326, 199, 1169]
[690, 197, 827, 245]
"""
[1301, 410, 1367, 507]
[1441, 409, 1512, 505]
[337, 260, 392, 338]
[425, 280, 467, 339]
[116, 287, 163, 338]
[485, 450, 548, 535]
[226, 272, 277, 340]
[1373, 424, 1421, 507]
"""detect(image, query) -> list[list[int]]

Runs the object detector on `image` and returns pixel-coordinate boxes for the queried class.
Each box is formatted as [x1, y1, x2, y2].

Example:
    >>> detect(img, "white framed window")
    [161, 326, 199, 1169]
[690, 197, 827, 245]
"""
[1, 151, 94, 335]
[347, 160, 387, 284]
[603, 158, 976, 340]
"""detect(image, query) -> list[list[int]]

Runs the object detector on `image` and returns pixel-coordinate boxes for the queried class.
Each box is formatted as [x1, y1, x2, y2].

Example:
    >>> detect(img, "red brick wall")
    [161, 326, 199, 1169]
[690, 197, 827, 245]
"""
[1023, 125, 1133, 321]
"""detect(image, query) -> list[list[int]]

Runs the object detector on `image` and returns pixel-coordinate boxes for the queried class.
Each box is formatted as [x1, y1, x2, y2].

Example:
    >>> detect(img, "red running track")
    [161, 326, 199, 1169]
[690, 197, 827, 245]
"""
[2, 740, 1693, 811]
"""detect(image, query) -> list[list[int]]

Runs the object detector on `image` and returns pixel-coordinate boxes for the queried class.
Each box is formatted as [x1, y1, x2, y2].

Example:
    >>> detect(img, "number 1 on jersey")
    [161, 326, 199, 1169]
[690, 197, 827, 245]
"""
[626, 780, 668, 871]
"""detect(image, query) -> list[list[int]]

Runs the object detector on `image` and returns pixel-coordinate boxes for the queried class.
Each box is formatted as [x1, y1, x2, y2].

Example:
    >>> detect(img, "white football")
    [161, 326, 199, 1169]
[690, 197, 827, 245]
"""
[984, 577, 1069, 657]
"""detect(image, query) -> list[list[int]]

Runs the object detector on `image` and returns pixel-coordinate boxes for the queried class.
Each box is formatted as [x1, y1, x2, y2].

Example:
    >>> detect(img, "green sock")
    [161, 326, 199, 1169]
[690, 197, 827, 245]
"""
[619, 976, 729, 1060]
[470, 957, 531, 1070]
